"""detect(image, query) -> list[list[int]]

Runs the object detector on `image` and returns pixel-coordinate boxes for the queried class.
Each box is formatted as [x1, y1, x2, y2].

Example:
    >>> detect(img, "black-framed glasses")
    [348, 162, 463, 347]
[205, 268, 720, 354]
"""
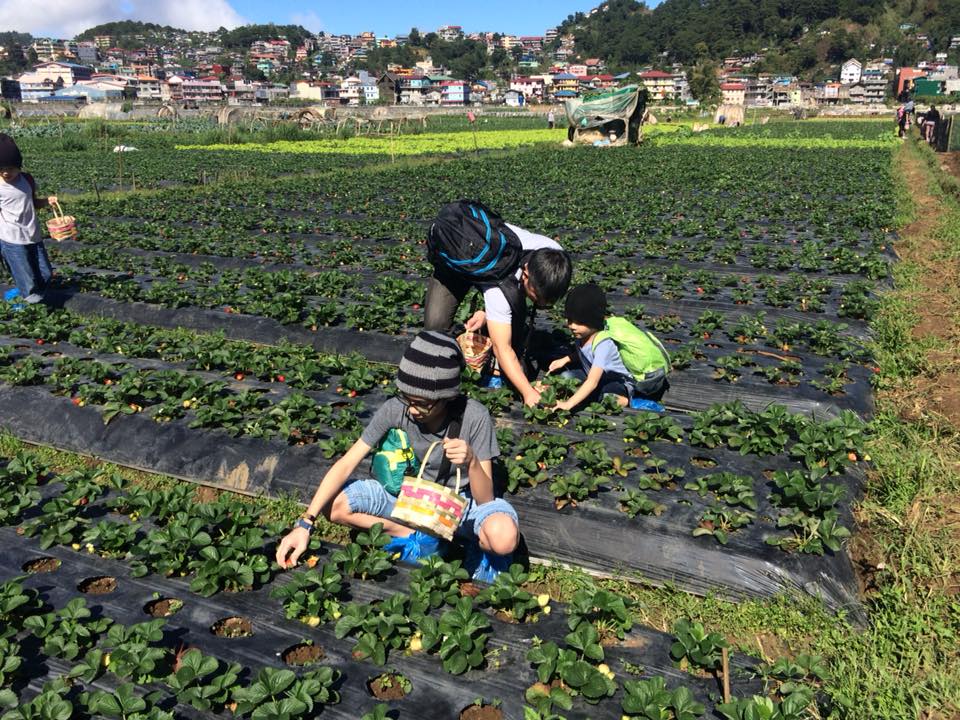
[399, 394, 441, 414]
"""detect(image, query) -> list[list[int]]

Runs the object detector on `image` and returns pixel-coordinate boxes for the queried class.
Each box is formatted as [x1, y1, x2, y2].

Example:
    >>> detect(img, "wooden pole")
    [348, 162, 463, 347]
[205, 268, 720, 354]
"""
[721, 647, 731, 703]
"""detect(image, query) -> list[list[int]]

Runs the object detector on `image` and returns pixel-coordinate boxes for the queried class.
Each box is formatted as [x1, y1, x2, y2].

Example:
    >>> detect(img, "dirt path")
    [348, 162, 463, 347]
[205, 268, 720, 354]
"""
[888, 146, 960, 425]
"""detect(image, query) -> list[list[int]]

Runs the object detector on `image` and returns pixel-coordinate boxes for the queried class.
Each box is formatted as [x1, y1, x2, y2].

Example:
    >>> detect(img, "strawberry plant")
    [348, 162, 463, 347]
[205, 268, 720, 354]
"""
[188, 528, 272, 596]
[575, 411, 615, 435]
[232, 666, 341, 719]
[334, 593, 417, 665]
[684, 472, 758, 510]
[768, 469, 845, 515]
[330, 524, 394, 580]
[22, 598, 113, 661]
[165, 649, 242, 712]
[270, 564, 344, 625]
[0, 580, 43, 640]
[526, 633, 616, 711]
[476, 564, 542, 622]
[716, 687, 815, 720]
[549, 471, 601, 510]
[692, 505, 754, 545]
[81, 520, 140, 558]
[19, 495, 87, 549]
[566, 587, 633, 640]
[619, 489, 666, 518]
[408, 556, 469, 610]
[523, 387, 569, 426]
[574, 441, 636, 479]
[622, 412, 684, 444]
[638, 458, 685, 490]
[621, 676, 705, 720]
[4, 679, 75, 720]
[100, 620, 168, 682]
[767, 510, 851, 555]
[0, 637, 22, 689]
[419, 597, 491, 675]
[669, 619, 728, 673]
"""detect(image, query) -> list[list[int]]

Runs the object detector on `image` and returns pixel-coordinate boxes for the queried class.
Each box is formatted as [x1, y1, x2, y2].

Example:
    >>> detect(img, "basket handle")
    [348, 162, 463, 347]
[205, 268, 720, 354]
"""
[49, 200, 65, 221]
[416, 440, 463, 494]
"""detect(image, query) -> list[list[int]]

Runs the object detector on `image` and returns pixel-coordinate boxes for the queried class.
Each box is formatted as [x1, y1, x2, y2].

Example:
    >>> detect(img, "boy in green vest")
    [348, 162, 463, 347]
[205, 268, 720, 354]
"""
[548, 283, 670, 411]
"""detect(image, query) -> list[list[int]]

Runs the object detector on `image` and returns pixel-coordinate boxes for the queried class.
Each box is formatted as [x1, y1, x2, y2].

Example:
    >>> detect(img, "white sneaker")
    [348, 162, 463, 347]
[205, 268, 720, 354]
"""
[23, 293, 44, 304]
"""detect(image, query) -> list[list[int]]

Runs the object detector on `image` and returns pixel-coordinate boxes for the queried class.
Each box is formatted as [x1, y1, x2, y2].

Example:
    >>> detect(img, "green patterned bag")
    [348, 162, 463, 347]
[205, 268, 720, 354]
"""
[371, 428, 420, 495]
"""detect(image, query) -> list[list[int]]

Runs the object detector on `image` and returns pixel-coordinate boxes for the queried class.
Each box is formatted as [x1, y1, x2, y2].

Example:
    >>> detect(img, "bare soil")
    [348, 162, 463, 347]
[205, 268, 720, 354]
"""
[459, 581, 483, 597]
[889, 146, 960, 429]
[193, 485, 221, 504]
[144, 597, 182, 618]
[460, 705, 504, 720]
[368, 673, 410, 700]
[78, 576, 117, 594]
[22, 557, 60, 573]
[211, 616, 253, 638]
[282, 643, 324, 666]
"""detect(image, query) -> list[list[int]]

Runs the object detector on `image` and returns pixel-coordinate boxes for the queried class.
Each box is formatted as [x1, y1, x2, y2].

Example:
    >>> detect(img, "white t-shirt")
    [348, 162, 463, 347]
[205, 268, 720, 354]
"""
[0, 175, 40, 245]
[480, 223, 562, 325]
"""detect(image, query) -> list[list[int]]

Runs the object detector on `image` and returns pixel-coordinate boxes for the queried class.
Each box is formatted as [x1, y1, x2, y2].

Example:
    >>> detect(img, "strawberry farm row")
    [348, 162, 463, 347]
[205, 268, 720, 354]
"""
[0, 453, 832, 720]
[50, 243, 883, 320]
[0, 306, 867, 611]
[13, 114, 554, 192]
[1, 280, 875, 419]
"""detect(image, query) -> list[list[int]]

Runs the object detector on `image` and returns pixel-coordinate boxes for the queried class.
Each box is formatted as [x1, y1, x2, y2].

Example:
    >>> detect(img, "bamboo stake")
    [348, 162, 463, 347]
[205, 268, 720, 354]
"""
[721, 647, 731, 703]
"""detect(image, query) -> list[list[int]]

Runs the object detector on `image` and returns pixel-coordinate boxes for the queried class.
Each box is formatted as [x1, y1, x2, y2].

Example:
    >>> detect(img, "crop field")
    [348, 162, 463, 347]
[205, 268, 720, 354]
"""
[0, 116, 956, 720]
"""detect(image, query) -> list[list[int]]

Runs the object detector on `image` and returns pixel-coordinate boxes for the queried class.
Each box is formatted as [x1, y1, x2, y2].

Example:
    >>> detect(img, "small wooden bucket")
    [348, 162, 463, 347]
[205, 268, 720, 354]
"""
[390, 441, 467, 541]
[46, 201, 78, 241]
[457, 331, 493, 372]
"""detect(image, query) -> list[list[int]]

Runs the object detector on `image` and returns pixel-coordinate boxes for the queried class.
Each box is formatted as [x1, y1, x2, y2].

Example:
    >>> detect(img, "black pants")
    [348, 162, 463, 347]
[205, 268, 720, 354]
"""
[424, 273, 471, 333]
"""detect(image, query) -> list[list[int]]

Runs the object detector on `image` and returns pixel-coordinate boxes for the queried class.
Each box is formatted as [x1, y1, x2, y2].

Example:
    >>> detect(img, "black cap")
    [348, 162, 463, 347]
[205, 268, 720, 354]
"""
[0, 134, 22, 169]
[564, 283, 607, 329]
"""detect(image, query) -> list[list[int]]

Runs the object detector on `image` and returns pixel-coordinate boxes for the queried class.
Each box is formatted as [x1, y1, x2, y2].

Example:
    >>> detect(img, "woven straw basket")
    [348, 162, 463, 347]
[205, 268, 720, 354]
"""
[46, 201, 78, 241]
[390, 441, 467, 541]
[457, 331, 493, 372]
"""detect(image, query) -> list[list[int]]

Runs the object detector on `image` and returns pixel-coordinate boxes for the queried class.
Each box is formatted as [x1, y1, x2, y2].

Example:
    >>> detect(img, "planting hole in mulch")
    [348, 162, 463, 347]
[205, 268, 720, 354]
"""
[211, 616, 253, 638]
[690, 456, 718, 468]
[78, 576, 117, 594]
[144, 597, 183, 618]
[22, 557, 60, 573]
[459, 703, 504, 720]
[367, 672, 411, 701]
[282, 643, 324, 666]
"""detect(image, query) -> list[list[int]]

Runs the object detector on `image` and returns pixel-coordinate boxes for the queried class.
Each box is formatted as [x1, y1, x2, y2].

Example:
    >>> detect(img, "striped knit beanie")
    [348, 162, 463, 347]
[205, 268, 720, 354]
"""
[396, 331, 464, 400]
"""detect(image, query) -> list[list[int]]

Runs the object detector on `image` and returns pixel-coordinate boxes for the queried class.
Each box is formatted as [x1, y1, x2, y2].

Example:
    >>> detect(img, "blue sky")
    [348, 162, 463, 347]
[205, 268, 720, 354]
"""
[0, 0, 660, 41]
[234, 1, 657, 37]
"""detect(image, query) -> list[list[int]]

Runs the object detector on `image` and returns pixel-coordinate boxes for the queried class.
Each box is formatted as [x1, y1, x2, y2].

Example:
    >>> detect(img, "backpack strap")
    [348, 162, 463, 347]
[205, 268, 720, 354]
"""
[496, 249, 535, 359]
[435, 394, 468, 485]
[22, 173, 43, 209]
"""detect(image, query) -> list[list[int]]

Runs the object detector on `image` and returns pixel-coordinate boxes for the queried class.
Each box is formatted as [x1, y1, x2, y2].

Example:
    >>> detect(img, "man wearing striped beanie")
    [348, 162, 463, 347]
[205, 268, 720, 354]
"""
[276, 331, 519, 583]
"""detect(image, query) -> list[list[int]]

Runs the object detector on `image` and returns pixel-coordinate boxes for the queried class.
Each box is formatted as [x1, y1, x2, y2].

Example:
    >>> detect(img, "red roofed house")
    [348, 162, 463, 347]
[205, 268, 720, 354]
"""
[720, 82, 746, 105]
[638, 69, 675, 102]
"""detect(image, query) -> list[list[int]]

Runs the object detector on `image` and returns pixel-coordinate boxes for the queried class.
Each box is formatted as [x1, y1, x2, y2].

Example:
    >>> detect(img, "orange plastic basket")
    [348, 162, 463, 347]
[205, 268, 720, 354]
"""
[457, 331, 493, 372]
[390, 441, 468, 541]
[46, 201, 77, 241]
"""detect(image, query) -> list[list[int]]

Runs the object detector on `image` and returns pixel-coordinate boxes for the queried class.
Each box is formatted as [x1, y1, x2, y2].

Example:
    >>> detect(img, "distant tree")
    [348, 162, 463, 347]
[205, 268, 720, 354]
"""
[689, 59, 720, 103]
[408, 28, 421, 46]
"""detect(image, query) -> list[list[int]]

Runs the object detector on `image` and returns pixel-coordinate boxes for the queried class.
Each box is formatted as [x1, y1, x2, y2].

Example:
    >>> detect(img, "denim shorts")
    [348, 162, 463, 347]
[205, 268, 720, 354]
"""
[343, 478, 518, 541]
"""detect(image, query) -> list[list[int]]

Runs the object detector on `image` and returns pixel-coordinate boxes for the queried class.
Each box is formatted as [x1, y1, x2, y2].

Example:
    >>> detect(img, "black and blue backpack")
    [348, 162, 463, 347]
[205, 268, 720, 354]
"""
[427, 201, 523, 284]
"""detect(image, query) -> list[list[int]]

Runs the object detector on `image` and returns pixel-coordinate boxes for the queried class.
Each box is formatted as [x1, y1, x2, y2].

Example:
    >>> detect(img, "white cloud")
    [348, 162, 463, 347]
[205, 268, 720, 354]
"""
[289, 10, 323, 34]
[0, 0, 247, 38]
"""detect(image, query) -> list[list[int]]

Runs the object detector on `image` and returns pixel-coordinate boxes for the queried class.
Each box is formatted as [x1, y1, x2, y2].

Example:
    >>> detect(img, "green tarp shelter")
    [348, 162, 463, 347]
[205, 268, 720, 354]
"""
[563, 85, 648, 145]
